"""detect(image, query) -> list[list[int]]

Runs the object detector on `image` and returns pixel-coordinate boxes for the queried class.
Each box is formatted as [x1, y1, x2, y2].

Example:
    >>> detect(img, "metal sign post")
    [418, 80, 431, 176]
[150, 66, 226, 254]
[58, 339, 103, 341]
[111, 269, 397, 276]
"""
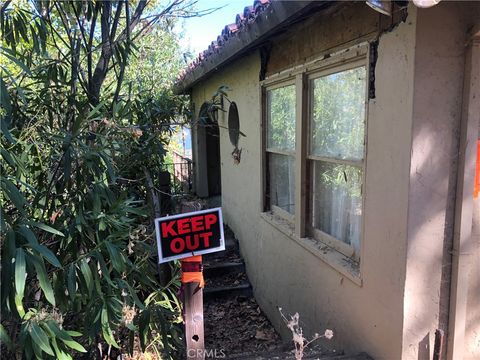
[154, 208, 225, 359]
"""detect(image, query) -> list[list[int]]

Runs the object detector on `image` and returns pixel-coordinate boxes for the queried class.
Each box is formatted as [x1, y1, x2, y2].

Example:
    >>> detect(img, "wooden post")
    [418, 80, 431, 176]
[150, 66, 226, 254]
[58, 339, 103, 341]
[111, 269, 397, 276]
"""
[184, 281, 205, 359]
[182, 256, 205, 359]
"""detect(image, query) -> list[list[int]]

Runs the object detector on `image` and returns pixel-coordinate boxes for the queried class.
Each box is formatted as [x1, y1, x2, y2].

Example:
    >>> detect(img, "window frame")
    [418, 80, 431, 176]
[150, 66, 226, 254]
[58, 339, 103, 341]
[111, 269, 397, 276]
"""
[261, 43, 370, 266]
[264, 79, 297, 222]
[306, 59, 368, 260]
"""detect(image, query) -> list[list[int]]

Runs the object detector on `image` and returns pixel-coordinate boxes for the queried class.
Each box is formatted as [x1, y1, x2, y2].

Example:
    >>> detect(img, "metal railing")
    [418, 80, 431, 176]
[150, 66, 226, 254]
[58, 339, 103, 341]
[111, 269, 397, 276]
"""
[164, 151, 193, 194]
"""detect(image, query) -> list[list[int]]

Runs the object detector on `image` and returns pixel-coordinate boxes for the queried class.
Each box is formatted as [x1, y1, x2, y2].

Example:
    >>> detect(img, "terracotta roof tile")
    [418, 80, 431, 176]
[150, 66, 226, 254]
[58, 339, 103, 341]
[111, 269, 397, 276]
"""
[243, 6, 254, 19]
[176, 0, 271, 83]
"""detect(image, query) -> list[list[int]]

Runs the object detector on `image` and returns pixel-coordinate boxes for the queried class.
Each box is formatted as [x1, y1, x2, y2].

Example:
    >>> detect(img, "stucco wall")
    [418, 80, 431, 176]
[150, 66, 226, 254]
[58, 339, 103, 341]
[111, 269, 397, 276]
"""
[191, 9, 417, 360]
[467, 195, 480, 359]
[189, 2, 479, 359]
[402, 3, 479, 359]
[465, 45, 480, 355]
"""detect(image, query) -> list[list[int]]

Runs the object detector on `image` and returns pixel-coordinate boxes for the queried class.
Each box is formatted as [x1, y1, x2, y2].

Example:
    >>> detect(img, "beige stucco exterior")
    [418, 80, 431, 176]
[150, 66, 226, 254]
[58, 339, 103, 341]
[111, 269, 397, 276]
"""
[188, 2, 480, 359]
[468, 190, 480, 359]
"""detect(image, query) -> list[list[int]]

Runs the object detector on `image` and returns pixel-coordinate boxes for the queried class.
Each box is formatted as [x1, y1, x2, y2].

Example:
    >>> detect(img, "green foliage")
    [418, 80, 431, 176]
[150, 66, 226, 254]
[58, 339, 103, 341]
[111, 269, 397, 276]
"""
[310, 67, 365, 215]
[311, 67, 366, 161]
[1, 0, 190, 358]
[197, 85, 246, 139]
[267, 84, 296, 151]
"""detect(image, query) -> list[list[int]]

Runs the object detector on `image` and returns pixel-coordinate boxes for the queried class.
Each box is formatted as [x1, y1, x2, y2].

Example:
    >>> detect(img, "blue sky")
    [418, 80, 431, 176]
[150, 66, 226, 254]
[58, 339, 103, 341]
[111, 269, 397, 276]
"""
[178, 0, 249, 55]
[173, 1, 247, 154]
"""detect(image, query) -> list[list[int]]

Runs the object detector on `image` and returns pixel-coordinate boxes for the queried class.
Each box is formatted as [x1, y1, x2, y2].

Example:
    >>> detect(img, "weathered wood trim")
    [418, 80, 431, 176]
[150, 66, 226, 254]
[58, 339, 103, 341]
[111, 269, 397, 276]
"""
[261, 42, 369, 86]
[294, 73, 307, 238]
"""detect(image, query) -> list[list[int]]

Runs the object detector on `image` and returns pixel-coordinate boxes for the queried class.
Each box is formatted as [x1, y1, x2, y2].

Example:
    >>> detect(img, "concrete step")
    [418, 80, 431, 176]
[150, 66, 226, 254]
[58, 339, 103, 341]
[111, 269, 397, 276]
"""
[204, 261, 246, 278]
[224, 236, 238, 250]
[204, 283, 253, 301]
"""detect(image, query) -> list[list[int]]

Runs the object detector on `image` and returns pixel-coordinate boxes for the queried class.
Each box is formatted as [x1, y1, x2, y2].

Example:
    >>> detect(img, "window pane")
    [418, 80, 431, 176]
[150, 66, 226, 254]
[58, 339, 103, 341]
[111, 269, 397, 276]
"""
[269, 153, 295, 215]
[312, 161, 362, 252]
[310, 67, 366, 160]
[267, 85, 296, 151]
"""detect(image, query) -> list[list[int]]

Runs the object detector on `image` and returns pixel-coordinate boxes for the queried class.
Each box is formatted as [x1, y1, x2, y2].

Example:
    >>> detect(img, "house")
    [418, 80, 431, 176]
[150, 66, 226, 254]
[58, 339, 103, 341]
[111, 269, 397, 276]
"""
[174, 1, 480, 359]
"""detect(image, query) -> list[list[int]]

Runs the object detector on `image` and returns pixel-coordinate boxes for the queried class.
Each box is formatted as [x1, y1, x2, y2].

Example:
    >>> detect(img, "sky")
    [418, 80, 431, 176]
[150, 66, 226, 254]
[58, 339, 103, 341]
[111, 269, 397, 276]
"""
[173, 0, 248, 155]
[178, 0, 249, 56]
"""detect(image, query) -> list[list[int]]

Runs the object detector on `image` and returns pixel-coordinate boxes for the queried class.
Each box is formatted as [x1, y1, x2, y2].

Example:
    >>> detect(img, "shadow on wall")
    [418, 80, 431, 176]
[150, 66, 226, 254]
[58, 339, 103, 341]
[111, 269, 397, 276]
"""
[418, 333, 430, 360]
[405, 113, 478, 359]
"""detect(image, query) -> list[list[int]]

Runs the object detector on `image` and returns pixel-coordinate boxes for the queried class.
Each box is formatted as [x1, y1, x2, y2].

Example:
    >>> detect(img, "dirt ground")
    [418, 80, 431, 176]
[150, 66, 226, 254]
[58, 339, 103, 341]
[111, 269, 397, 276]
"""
[204, 296, 282, 357]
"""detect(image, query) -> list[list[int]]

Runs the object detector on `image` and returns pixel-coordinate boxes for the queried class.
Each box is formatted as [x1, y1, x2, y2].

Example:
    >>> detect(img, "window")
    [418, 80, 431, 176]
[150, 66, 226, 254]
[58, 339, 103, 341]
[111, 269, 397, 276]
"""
[263, 47, 368, 263]
[266, 84, 296, 217]
[308, 66, 366, 255]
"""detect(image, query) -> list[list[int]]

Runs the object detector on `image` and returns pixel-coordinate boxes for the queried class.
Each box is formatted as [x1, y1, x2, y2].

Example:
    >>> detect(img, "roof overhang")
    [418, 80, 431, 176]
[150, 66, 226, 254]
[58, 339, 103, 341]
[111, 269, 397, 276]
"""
[173, 1, 329, 94]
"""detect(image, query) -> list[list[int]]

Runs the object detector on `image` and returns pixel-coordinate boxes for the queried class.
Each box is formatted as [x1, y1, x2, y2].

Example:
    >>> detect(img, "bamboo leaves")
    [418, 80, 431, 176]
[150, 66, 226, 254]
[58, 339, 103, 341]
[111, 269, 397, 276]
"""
[0, 324, 13, 352]
[67, 264, 77, 301]
[79, 259, 93, 297]
[1, 0, 186, 357]
[23, 319, 88, 359]
[14, 248, 26, 317]
[106, 242, 125, 273]
[1, 177, 28, 210]
[18, 225, 62, 268]
[101, 305, 120, 348]
[46, 321, 87, 353]
[30, 222, 64, 237]
[31, 255, 56, 306]
[29, 323, 55, 356]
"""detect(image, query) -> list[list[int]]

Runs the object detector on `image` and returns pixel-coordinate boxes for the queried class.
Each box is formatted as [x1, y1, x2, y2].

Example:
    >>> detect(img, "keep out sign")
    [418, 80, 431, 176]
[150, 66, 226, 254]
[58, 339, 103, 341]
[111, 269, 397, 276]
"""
[155, 208, 225, 263]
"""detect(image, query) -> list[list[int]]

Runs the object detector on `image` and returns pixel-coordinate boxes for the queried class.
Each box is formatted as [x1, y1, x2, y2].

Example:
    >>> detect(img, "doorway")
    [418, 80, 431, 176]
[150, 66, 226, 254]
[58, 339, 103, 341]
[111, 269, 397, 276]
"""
[198, 102, 221, 198]
[206, 118, 221, 196]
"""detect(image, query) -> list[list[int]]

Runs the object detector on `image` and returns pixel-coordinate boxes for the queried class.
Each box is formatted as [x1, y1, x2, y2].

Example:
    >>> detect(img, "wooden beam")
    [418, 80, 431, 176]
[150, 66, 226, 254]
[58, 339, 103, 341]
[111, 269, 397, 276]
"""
[295, 73, 308, 238]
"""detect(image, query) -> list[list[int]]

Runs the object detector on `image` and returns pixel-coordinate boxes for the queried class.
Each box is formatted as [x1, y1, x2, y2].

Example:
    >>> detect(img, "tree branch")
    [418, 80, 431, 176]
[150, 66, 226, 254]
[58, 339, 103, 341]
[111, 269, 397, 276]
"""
[89, 1, 113, 104]
[110, 0, 124, 41]
[87, 1, 100, 92]
[71, 1, 89, 50]
[0, 0, 11, 16]
[112, 0, 129, 107]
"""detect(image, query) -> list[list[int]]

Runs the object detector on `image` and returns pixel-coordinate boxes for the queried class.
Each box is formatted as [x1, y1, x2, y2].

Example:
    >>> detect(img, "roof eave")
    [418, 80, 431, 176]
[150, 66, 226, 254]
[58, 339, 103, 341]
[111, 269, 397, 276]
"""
[173, 1, 322, 94]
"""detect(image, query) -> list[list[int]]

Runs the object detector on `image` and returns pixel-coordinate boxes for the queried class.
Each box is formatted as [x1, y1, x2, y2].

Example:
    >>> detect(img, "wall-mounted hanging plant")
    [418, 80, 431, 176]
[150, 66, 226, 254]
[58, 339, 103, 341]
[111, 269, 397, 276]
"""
[198, 86, 246, 164]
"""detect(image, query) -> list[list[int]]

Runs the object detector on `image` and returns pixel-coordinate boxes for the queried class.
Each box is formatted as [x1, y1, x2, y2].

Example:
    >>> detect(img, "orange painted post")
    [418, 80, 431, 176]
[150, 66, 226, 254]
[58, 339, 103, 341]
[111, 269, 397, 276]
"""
[154, 208, 224, 359]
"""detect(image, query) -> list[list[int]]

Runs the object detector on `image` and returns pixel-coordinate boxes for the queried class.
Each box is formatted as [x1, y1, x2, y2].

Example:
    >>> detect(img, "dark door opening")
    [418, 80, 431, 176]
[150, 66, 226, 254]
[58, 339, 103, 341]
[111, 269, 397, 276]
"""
[206, 121, 221, 196]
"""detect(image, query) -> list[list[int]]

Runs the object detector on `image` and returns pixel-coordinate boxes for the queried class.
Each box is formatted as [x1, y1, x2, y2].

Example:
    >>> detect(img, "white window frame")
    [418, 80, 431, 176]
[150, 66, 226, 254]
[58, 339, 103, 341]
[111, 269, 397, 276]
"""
[261, 43, 370, 265]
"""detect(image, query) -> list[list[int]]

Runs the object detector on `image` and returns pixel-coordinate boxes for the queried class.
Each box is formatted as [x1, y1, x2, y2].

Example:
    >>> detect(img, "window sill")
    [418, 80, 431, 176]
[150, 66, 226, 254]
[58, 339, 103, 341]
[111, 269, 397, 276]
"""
[260, 212, 362, 287]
